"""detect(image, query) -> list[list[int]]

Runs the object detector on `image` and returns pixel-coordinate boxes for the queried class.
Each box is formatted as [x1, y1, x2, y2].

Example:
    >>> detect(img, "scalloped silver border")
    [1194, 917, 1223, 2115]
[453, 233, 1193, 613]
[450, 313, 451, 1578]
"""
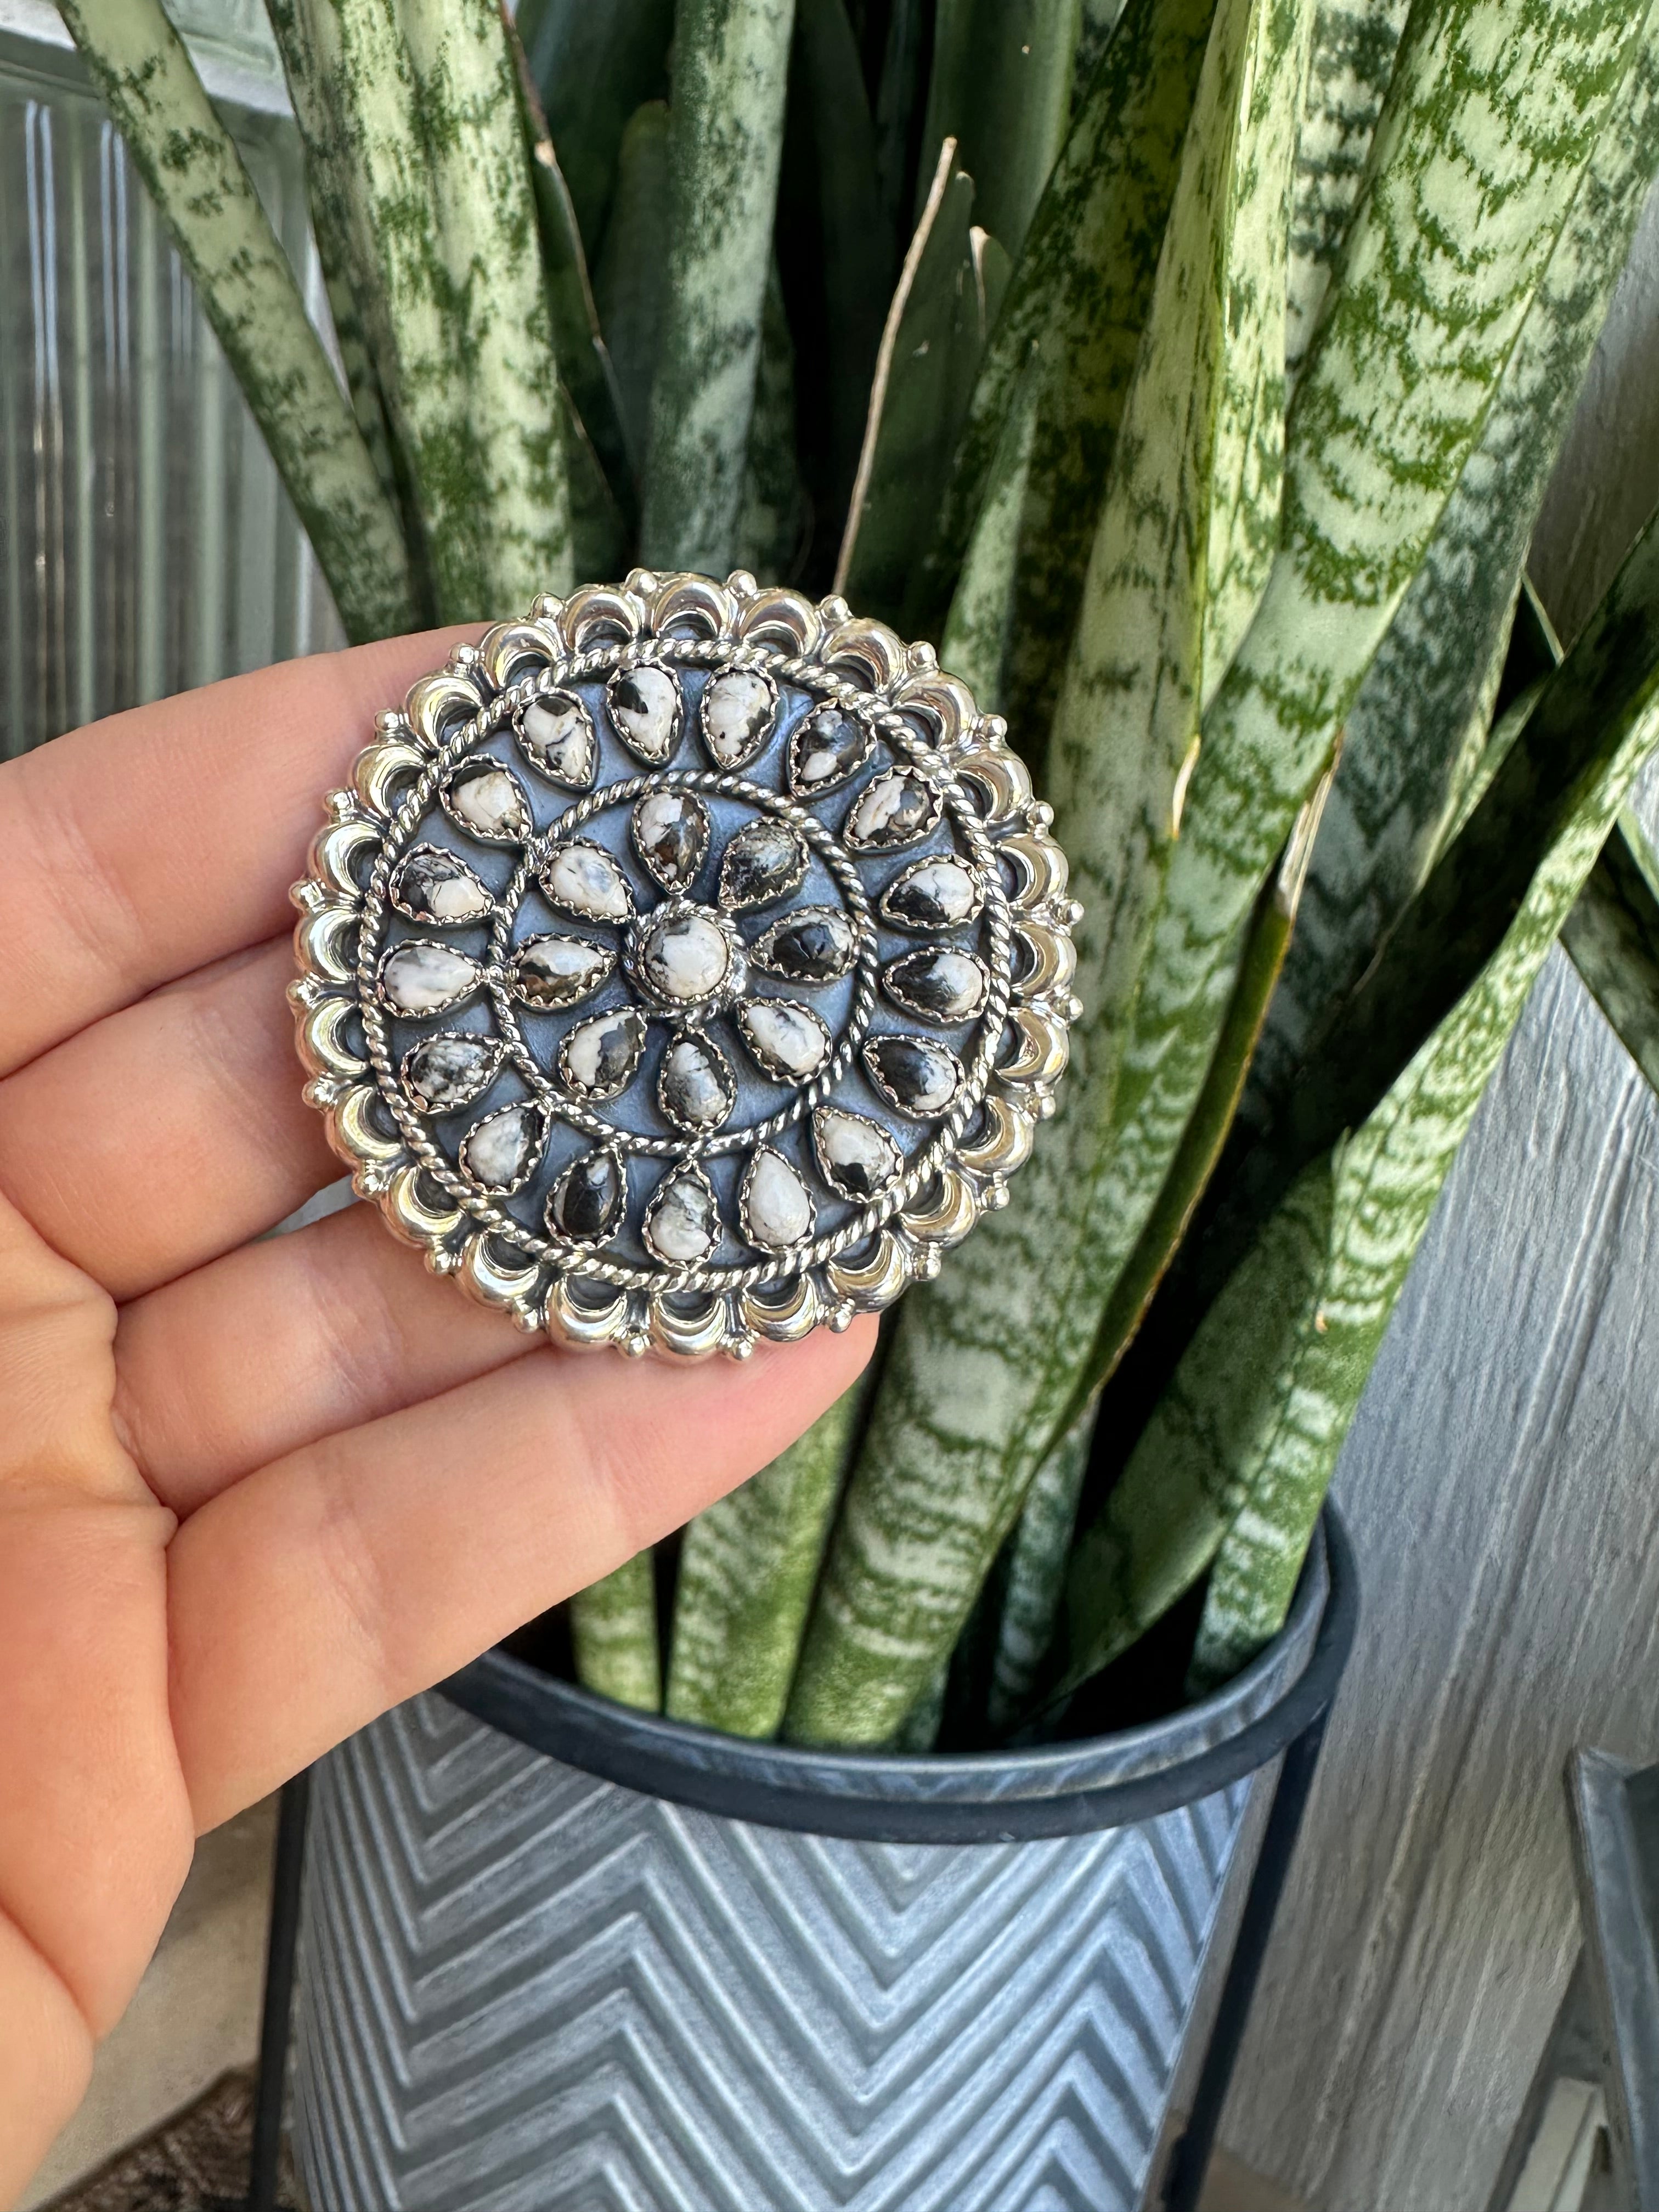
[289, 569, 1081, 1360]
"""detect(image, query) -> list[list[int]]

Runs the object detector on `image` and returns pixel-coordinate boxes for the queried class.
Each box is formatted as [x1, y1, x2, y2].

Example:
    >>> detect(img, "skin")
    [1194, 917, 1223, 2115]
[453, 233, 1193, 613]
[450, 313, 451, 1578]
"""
[0, 631, 874, 2204]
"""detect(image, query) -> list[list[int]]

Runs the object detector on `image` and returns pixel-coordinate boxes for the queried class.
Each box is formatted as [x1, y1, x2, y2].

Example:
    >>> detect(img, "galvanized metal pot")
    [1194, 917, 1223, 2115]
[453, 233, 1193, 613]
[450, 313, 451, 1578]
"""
[289, 1515, 1351, 2212]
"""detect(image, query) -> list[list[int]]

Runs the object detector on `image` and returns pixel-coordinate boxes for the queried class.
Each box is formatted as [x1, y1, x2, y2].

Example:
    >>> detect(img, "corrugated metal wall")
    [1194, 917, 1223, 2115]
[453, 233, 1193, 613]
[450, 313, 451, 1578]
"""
[0, 0, 339, 761]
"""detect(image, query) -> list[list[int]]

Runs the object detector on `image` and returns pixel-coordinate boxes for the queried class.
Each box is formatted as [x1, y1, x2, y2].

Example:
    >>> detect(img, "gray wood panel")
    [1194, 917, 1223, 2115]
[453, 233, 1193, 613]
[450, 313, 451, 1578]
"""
[1219, 180, 1659, 2212]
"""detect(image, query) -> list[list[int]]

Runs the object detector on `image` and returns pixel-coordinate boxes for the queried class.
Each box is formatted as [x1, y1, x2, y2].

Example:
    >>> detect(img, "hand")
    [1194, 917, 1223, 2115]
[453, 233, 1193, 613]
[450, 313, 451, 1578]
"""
[0, 634, 873, 2203]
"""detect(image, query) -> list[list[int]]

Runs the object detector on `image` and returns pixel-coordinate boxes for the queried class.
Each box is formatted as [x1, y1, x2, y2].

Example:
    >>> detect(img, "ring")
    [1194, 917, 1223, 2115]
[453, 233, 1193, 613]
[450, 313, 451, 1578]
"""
[289, 569, 1079, 1359]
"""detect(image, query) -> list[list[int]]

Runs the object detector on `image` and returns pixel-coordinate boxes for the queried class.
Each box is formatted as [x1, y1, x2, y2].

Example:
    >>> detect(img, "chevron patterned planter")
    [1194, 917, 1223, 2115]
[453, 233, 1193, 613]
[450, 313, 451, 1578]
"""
[290, 1525, 1340, 2212]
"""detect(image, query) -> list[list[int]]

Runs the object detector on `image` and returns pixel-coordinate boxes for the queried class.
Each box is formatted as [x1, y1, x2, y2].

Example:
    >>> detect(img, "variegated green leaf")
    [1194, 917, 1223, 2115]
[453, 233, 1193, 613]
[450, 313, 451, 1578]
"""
[919, 0, 1082, 259]
[569, 1553, 661, 1711]
[1060, 501, 1659, 1697]
[788, 0, 1643, 1749]
[906, 0, 1218, 733]
[285, 0, 572, 620]
[939, 361, 1041, 708]
[265, 0, 404, 527]
[787, 0, 1314, 1747]
[507, 20, 636, 518]
[640, 0, 797, 574]
[834, 141, 1007, 622]
[61, 0, 416, 644]
[515, 0, 675, 263]
[1073, 0, 1132, 99]
[983, 1403, 1096, 1736]
[785, 0, 893, 526]
[665, 1381, 865, 1738]
[594, 100, 672, 471]
[1250, 18, 1659, 1122]
[1283, 1, 1408, 386]
[735, 263, 806, 577]
[1562, 810, 1659, 1097]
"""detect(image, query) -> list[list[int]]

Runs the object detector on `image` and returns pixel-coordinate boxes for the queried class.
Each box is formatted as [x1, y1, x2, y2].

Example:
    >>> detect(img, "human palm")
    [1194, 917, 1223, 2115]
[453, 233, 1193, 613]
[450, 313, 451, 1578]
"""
[0, 632, 872, 2203]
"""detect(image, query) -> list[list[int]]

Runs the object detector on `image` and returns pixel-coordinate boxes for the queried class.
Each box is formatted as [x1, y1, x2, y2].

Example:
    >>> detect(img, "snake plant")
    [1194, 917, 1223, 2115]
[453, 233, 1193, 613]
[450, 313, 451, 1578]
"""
[63, 0, 1659, 1748]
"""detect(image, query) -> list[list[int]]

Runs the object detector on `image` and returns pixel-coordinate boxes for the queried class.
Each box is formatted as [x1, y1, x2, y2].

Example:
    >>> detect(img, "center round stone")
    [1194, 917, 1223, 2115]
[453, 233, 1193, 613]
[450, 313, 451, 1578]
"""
[638, 906, 736, 1006]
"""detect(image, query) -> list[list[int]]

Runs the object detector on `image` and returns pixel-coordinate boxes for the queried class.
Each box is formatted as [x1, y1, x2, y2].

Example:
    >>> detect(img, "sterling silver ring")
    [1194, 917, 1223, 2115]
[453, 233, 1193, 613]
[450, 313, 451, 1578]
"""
[289, 570, 1079, 1358]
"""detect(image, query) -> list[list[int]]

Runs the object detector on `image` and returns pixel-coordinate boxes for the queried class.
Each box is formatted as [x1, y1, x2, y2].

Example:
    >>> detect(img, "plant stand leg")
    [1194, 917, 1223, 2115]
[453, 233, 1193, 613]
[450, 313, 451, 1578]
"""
[249, 1770, 312, 2212]
[1161, 1709, 1333, 2212]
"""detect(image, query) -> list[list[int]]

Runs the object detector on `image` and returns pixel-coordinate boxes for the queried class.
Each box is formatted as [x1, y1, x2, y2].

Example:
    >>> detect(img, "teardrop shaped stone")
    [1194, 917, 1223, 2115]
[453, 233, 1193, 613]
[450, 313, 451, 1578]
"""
[881, 857, 985, 932]
[752, 906, 857, 983]
[444, 757, 531, 842]
[789, 706, 870, 794]
[845, 768, 939, 851]
[657, 1032, 735, 1130]
[517, 690, 596, 787]
[699, 668, 776, 768]
[402, 1031, 501, 1113]
[392, 845, 493, 924]
[883, 947, 989, 1023]
[718, 819, 807, 911]
[812, 1107, 901, 1201]
[862, 1034, 964, 1118]
[379, 940, 481, 1015]
[739, 998, 831, 1082]
[560, 1007, 646, 1098]
[511, 933, 614, 1009]
[644, 1169, 719, 1265]
[632, 789, 710, 891]
[549, 1147, 625, 1242]
[540, 840, 633, 922]
[608, 662, 681, 761]
[460, 1101, 540, 1190]
[741, 1148, 815, 1250]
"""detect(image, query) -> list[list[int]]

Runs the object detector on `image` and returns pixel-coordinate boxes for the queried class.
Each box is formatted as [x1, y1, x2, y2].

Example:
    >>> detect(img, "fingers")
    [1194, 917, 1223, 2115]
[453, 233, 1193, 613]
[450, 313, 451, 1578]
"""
[116, 1201, 531, 1516]
[0, 938, 335, 1302]
[0, 1910, 93, 2211]
[0, 627, 478, 1082]
[167, 1319, 877, 1829]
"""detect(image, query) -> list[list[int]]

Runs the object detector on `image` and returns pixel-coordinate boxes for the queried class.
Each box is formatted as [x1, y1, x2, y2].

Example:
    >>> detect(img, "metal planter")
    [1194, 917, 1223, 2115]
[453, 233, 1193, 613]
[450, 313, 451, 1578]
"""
[289, 1518, 1351, 2212]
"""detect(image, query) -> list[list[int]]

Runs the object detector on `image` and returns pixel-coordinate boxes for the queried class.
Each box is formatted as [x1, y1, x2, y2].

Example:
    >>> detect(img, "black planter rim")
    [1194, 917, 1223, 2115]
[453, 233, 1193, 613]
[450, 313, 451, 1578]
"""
[439, 1504, 1356, 1845]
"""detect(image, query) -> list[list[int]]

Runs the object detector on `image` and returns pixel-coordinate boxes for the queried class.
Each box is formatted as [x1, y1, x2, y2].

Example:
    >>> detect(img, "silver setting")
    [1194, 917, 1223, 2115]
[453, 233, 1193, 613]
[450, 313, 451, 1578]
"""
[291, 572, 1077, 1357]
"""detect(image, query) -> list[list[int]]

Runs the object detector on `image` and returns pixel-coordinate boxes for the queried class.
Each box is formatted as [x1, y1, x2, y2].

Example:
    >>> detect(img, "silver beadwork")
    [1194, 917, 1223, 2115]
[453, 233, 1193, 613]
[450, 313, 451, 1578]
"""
[290, 571, 1077, 1358]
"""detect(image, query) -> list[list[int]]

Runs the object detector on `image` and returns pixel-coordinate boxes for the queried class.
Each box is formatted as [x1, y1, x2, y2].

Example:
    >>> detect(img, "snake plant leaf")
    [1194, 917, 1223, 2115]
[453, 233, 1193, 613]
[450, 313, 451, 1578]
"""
[1284, 1, 1409, 387]
[264, 0, 404, 528]
[59, 0, 416, 645]
[786, 0, 1313, 1749]
[640, 0, 797, 575]
[1060, 509, 1659, 1700]
[1073, 0, 1131, 100]
[1250, 19, 1659, 1126]
[595, 101, 672, 473]
[398, 0, 573, 610]
[905, 0, 1218, 726]
[514, 0, 675, 265]
[983, 1402, 1096, 1737]
[287, 0, 571, 621]
[506, 22, 636, 516]
[834, 142, 1001, 620]
[781, 0, 893, 530]
[666, 1380, 866, 1738]
[1562, 811, 1659, 1098]
[735, 264, 807, 578]
[787, 0, 1643, 1750]
[939, 360, 1042, 708]
[569, 1552, 662, 1711]
[919, 0, 1083, 261]
[871, 0, 931, 240]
